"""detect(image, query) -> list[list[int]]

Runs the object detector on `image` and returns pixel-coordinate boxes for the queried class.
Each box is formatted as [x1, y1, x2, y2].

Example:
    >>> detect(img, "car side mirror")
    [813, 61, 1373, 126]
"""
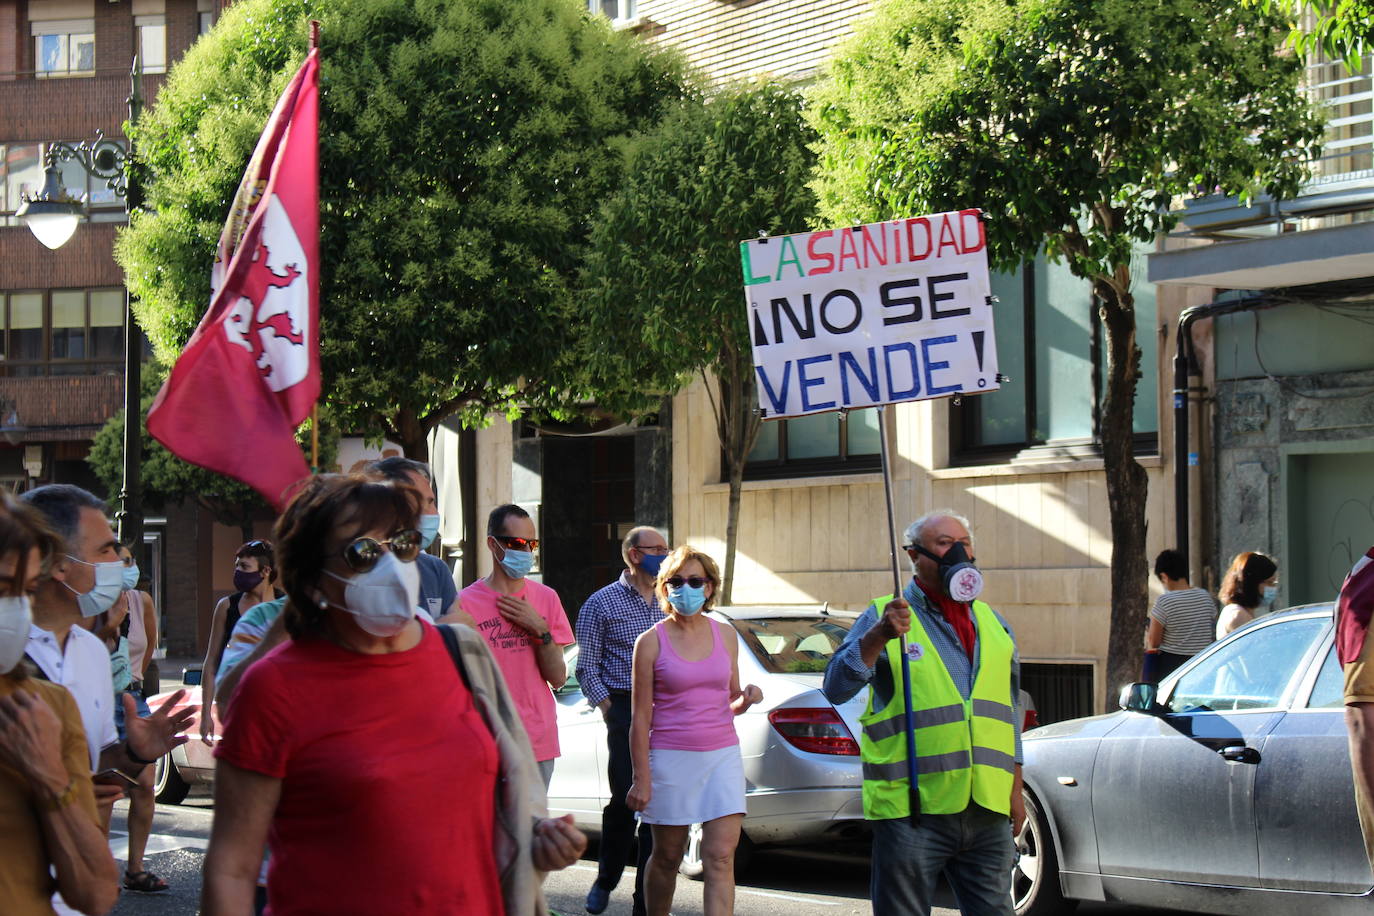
[1119, 682, 1159, 714]
[181, 666, 203, 687]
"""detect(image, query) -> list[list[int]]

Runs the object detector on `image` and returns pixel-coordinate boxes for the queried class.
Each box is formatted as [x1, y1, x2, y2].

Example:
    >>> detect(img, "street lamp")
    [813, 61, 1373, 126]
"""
[17, 58, 146, 554]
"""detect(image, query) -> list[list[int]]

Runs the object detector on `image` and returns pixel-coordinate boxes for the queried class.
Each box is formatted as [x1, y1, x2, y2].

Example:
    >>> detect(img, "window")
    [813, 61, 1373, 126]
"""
[745, 406, 881, 479]
[586, 0, 636, 23]
[0, 290, 127, 377]
[951, 250, 1159, 463]
[137, 17, 167, 75]
[0, 141, 128, 227]
[1166, 617, 1326, 713]
[32, 20, 94, 78]
[1306, 646, 1344, 709]
[730, 616, 855, 674]
[199, 12, 215, 35]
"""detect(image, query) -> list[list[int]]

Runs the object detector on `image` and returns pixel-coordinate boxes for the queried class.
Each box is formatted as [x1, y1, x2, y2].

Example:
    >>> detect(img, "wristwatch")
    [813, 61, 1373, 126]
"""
[538, 631, 553, 646]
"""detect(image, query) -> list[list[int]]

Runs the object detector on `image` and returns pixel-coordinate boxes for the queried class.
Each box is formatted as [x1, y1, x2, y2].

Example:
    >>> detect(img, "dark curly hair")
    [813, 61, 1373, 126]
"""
[276, 474, 421, 640]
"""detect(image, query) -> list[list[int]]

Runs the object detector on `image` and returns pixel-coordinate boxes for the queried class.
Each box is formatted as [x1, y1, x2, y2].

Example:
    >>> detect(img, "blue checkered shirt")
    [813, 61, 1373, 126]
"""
[574, 571, 663, 707]
[824, 578, 1023, 763]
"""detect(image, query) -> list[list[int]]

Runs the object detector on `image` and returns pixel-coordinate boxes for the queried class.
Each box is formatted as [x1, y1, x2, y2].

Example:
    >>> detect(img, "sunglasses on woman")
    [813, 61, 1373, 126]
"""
[664, 576, 710, 589]
[341, 529, 423, 571]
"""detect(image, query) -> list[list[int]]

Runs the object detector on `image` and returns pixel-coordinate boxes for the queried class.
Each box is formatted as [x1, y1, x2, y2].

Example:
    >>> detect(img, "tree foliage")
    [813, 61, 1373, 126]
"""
[582, 82, 818, 602]
[1256, 0, 1373, 68]
[116, 0, 688, 459]
[88, 367, 339, 538]
[810, 0, 1323, 700]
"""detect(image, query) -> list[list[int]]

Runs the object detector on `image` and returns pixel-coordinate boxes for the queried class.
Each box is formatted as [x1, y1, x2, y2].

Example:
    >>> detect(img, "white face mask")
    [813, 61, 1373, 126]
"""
[321, 551, 420, 637]
[0, 595, 32, 674]
[61, 555, 125, 618]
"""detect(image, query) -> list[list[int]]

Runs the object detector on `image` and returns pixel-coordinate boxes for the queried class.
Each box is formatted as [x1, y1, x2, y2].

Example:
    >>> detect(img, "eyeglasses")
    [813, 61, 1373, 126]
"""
[665, 576, 709, 589]
[341, 529, 423, 571]
[493, 535, 539, 552]
[634, 544, 670, 555]
[242, 539, 269, 551]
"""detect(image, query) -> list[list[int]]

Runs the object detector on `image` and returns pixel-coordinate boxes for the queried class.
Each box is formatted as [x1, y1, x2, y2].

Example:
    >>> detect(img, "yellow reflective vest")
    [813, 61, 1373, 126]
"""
[857, 593, 1016, 819]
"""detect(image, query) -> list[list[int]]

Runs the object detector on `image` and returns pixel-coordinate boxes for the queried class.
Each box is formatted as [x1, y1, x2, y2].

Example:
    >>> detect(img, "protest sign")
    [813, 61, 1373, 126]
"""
[740, 209, 998, 418]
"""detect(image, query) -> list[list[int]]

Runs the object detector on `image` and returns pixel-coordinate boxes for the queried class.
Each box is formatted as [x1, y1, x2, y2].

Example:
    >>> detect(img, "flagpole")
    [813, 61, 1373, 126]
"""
[309, 19, 320, 474]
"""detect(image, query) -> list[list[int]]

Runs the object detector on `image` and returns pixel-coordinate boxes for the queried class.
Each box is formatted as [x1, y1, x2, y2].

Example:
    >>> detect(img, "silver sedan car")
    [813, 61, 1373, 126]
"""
[1016, 604, 1374, 915]
[547, 607, 869, 873]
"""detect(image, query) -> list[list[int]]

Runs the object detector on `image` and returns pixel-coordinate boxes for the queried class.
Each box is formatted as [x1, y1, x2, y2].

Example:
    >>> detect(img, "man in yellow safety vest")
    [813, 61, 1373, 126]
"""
[823, 510, 1023, 916]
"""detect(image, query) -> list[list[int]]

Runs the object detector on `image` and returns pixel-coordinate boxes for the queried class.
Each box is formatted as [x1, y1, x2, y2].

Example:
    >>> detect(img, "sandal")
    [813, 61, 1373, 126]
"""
[124, 870, 169, 893]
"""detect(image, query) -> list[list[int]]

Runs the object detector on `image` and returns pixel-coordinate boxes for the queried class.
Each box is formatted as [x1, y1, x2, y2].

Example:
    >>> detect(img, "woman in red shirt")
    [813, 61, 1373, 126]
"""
[201, 474, 585, 915]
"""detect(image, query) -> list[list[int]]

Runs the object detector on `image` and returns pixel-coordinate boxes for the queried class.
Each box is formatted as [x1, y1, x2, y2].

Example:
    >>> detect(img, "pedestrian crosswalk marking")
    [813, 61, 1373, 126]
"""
[108, 829, 209, 857]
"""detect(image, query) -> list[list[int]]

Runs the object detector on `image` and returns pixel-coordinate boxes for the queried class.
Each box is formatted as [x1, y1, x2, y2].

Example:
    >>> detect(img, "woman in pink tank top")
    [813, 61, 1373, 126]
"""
[625, 546, 763, 916]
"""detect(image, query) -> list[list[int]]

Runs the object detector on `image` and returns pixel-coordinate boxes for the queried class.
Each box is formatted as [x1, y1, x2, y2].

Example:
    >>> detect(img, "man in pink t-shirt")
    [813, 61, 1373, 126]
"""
[460, 504, 574, 786]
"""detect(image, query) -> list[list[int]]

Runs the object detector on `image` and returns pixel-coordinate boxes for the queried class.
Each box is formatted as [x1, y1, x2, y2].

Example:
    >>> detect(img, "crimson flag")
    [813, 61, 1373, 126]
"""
[148, 49, 320, 511]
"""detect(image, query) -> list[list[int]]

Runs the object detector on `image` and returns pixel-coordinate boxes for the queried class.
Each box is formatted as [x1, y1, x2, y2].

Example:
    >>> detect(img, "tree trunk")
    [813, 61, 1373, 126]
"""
[708, 351, 762, 607]
[394, 408, 431, 463]
[1096, 274, 1151, 711]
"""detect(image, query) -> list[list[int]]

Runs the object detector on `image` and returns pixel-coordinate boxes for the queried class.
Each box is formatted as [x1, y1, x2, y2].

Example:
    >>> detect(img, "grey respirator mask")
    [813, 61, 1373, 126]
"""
[912, 541, 984, 603]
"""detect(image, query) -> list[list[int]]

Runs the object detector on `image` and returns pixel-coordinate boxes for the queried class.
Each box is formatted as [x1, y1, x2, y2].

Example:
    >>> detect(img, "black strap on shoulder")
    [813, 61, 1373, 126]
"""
[228, 592, 243, 614]
[436, 624, 471, 691]
[23, 654, 49, 681]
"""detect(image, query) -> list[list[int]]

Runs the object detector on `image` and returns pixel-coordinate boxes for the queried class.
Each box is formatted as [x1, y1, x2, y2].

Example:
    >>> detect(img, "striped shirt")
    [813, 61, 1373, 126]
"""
[1149, 587, 1217, 655]
[574, 571, 663, 707]
[824, 579, 1023, 763]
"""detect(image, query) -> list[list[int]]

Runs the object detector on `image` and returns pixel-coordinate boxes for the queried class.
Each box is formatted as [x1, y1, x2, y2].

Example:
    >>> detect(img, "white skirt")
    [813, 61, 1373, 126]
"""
[641, 745, 746, 826]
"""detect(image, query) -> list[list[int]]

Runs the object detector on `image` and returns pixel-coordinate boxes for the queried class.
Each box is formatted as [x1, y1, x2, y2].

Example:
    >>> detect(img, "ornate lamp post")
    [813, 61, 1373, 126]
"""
[16, 59, 145, 553]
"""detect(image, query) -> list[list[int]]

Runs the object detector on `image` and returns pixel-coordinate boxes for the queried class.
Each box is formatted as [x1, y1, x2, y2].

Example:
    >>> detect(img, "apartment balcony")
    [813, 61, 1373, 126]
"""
[1150, 54, 1374, 289]
[0, 373, 122, 443]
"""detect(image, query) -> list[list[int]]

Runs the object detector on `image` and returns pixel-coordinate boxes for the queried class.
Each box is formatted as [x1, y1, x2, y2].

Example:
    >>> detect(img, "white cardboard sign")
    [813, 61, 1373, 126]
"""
[740, 209, 999, 419]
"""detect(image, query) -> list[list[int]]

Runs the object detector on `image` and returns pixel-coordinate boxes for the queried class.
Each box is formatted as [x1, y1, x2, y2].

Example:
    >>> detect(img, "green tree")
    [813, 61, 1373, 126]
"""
[810, 0, 1323, 700]
[582, 83, 818, 603]
[117, 0, 687, 460]
[1255, 0, 1373, 68]
[88, 368, 338, 540]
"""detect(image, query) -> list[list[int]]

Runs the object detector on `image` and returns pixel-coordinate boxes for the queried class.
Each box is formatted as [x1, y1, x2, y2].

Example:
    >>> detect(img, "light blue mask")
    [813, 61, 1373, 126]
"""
[121, 564, 140, 590]
[418, 514, 441, 550]
[667, 584, 707, 615]
[1262, 585, 1278, 604]
[499, 547, 535, 580]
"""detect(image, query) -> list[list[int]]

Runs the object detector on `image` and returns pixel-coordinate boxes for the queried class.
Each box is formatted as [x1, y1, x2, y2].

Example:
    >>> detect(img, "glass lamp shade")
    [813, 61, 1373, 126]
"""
[16, 163, 86, 250]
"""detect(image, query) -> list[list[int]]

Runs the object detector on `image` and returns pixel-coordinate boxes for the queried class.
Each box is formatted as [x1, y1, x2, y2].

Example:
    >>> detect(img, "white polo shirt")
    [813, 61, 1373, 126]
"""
[26, 623, 117, 769]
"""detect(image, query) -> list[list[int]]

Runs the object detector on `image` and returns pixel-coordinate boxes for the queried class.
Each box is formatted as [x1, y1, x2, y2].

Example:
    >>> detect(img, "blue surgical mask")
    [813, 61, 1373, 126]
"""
[667, 584, 707, 615]
[62, 555, 124, 618]
[121, 564, 140, 590]
[639, 552, 666, 577]
[499, 546, 535, 580]
[1262, 585, 1278, 604]
[418, 514, 441, 550]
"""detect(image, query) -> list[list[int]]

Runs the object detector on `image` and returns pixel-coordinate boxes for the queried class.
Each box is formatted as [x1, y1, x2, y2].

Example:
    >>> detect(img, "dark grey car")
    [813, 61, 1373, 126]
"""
[1016, 604, 1374, 915]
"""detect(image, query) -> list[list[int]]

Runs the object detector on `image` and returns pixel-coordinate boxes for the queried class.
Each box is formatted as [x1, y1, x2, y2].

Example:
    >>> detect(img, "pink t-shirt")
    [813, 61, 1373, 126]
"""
[459, 578, 573, 761]
[650, 620, 739, 752]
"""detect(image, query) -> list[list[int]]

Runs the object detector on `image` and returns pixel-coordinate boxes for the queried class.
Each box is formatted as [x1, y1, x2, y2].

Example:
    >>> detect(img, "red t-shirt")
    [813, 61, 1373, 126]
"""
[916, 578, 976, 661]
[459, 578, 574, 761]
[216, 622, 502, 915]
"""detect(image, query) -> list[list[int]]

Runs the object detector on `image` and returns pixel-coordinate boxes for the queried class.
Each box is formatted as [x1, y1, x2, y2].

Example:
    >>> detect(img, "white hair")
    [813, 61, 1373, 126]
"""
[903, 510, 975, 552]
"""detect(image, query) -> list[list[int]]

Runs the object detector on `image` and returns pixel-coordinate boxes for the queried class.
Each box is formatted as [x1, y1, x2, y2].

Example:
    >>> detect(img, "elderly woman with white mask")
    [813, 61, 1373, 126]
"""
[0, 490, 119, 916]
[201, 474, 586, 916]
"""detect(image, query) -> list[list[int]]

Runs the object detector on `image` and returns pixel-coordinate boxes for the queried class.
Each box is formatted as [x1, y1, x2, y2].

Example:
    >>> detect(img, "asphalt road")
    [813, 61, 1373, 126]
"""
[108, 793, 1195, 916]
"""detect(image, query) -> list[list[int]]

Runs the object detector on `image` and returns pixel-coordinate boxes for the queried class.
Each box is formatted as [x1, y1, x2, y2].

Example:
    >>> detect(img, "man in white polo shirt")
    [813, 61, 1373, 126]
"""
[21, 485, 195, 898]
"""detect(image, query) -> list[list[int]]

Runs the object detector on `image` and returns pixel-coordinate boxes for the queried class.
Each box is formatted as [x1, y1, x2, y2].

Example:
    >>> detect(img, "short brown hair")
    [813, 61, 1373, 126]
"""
[654, 545, 722, 617]
[276, 474, 422, 639]
[235, 539, 278, 583]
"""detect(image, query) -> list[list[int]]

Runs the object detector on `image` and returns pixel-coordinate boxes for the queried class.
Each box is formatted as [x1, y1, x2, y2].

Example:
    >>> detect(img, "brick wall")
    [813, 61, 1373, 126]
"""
[1, 373, 123, 429]
[0, 221, 123, 288]
[638, 0, 872, 85]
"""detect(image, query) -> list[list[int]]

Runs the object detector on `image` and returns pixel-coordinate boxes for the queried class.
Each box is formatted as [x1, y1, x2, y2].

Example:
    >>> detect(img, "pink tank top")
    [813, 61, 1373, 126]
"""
[649, 620, 738, 752]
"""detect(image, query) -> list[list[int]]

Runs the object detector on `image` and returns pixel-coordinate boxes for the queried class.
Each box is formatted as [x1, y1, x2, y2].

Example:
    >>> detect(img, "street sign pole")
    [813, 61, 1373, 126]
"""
[877, 403, 920, 826]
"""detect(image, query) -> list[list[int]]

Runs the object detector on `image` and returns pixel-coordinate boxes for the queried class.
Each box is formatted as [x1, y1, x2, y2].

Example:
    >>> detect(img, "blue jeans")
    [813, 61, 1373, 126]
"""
[870, 804, 1014, 916]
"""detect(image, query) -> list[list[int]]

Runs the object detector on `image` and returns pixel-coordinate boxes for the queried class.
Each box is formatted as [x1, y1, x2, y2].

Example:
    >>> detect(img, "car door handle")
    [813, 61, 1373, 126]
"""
[1218, 745, 1261, 764]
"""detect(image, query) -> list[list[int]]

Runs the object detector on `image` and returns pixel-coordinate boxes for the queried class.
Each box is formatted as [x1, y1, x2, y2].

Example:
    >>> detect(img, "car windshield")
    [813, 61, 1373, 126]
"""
[730, 616, 854, 674]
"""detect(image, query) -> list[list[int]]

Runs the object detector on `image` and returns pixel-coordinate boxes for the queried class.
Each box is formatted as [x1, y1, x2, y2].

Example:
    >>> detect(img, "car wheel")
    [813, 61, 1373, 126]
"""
[677, 823, 754, 880]
[1012, 791, 1075, 916]
[153, 752, 190, 805]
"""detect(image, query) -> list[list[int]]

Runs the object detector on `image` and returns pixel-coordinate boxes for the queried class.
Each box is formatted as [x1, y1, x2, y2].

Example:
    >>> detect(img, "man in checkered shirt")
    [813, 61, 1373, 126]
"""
[575, 526, 669, 916]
